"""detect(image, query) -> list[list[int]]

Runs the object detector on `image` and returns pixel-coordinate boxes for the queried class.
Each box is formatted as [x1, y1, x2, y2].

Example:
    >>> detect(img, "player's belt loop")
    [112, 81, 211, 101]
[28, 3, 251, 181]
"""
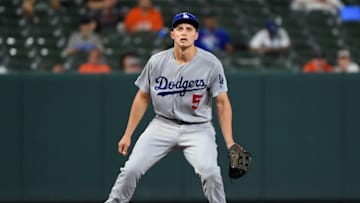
[156, 115, 207, 125]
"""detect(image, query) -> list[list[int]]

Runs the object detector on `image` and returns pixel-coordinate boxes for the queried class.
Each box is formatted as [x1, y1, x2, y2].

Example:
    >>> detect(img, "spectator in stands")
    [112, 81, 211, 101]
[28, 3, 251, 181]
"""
[87, 0, 124, 33]
[124, 0, 164, 34]
[22, 0, 36, 17]
[87, 0, 106, 11]
[303, 51, 333, 73]
[291, 0, 343, 15]
[22, 0, 69, 18]
[65, 16, 104, 56]
[195, 12, 233, 54]
[98, 0, 124, 33]
[119, 52, 143, 74]
[52, 64, 65, 73]
[50, 0, 68, 11]
[78, 49, 111, 74]
[334, 49, 359, 73]
[249, 19, 291, 55]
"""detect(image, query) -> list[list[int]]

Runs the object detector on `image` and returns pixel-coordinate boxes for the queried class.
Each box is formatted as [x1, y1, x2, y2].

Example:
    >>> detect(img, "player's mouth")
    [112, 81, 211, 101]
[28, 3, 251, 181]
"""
[180, 38, 187, 42]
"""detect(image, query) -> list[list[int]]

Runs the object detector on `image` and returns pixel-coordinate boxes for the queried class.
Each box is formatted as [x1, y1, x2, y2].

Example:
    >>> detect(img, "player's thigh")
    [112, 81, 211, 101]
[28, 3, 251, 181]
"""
[125, 118, 178, 171]
[181, 125, 219, 176]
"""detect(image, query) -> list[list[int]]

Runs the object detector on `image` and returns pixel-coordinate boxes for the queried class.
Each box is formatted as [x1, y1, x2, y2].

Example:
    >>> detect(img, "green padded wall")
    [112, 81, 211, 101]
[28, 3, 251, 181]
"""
[22, 74, 103, 201]
[342, 74, 360, 199]
[263, 74, 342, 199]
[0, 75, 22, 201]
[0, 73, 360, 202]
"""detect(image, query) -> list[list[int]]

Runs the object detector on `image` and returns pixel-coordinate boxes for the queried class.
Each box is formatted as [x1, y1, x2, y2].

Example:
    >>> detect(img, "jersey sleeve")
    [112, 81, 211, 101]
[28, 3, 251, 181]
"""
[152, 9, 164, 32]
[220, 29, 231, 48]
[134, 57, 152, 93]
[249, 30, 264, 49]
[210, 60, 228, 97]
[65, 33, 76, 53]
[93, 34, 104, 52]
[279, 29, 291, 48]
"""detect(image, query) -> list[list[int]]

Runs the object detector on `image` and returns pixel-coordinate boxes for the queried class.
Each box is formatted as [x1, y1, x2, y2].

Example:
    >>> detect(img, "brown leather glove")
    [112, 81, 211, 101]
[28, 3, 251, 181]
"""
[228, 143, 252, 179]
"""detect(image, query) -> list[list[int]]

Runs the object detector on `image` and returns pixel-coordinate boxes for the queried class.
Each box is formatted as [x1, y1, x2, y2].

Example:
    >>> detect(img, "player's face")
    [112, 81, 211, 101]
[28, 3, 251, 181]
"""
[204, 17, 217, 31]
[338, 56, 350, 69]
[88, 49, 101, 64]
[170, 23, 198, 49]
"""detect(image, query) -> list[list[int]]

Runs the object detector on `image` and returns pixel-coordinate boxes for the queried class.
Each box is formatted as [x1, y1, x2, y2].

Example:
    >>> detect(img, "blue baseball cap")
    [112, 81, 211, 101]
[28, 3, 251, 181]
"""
[265, 20, 279, 34]
[171, 12, 199, 30]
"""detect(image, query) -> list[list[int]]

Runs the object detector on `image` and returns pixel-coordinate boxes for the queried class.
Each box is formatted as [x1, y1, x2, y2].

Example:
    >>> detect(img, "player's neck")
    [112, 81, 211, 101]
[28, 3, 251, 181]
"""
[173, 46, 197, 65]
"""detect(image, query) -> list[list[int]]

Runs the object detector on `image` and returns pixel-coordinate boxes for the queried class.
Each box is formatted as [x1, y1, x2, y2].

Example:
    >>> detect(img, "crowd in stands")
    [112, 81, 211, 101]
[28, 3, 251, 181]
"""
[249, 19, 291, 55]
[195, 12, 233, 54]
[291, 0, 344, 14]
[78, 48, 111, 74]
[124, 0, 163, 34]
[0, 0, 358, 74]
[304, 49, 359, 73]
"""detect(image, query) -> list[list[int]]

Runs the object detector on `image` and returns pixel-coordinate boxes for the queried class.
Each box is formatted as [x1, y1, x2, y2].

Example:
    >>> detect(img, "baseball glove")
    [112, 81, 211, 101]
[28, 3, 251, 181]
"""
[228, 143, 252, 179]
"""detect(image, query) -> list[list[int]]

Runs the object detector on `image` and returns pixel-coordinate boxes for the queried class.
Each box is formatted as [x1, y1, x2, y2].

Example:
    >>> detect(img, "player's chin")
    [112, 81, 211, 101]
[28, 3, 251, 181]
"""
[177, 42, 192, 49]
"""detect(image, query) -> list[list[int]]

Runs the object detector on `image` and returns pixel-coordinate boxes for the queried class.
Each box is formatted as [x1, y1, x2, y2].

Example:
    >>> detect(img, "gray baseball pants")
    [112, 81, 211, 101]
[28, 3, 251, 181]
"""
[104, 116, 226, 203]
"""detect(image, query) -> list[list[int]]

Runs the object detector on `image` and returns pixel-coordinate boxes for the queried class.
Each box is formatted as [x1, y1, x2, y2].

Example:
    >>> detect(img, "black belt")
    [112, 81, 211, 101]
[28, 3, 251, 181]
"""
[156, 115, 208, 125]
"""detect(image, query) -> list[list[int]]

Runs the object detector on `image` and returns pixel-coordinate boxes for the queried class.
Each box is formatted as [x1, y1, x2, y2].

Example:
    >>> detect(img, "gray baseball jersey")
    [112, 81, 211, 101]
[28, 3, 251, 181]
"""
[135, 47, 228, 123]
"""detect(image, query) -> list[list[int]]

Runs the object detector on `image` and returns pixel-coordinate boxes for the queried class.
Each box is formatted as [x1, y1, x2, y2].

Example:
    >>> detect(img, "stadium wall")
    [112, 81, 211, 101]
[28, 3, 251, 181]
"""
[0, 73, 359, 202]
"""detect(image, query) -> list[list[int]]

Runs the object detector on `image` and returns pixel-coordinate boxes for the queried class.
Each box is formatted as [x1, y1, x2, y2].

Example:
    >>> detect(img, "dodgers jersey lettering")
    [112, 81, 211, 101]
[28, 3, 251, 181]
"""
[135, 47, 228, 123]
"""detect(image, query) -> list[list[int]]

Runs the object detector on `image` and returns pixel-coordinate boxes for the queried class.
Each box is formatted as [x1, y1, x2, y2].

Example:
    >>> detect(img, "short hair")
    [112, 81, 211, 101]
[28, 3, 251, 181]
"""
[120, 51, 140, 69]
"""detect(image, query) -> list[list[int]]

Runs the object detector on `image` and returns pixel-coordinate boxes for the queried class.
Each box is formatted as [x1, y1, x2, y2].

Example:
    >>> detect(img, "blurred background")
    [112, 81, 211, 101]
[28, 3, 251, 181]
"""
[0, 0, 359, 73]
[0, 0, 360, 202]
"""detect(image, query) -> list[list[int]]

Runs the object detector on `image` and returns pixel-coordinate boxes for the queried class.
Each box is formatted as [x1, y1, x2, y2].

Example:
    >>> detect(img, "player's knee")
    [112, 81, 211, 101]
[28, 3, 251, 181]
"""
[121, 166, 143, 180]
[197, 164, 221, 179]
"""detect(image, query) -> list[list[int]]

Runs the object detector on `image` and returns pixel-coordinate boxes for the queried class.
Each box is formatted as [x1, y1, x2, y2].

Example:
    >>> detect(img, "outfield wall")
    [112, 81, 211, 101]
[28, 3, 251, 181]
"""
[1, 73, 359, 201]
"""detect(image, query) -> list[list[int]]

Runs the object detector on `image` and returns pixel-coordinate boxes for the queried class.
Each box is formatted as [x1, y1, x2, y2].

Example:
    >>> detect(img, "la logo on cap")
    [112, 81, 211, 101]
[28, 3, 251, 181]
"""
[183, 12, 189, 18]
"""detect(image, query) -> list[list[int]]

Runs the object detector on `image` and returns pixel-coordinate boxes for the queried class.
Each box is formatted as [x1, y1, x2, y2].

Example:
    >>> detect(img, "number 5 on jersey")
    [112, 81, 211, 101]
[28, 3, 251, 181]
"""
[192, 94, 203, 110]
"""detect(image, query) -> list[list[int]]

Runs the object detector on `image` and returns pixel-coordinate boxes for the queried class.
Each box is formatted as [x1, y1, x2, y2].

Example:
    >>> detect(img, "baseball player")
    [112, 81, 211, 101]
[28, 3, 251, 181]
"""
[105, 12, 237, 203]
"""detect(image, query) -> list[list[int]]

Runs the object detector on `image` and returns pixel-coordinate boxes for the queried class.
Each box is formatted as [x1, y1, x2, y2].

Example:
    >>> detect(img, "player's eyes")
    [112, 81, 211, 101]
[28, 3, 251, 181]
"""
[175, 26, 194, 32]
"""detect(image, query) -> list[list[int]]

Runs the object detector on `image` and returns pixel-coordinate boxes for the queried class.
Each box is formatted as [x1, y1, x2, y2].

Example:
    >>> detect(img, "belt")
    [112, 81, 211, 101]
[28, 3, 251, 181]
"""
[156, 115, 208, 125]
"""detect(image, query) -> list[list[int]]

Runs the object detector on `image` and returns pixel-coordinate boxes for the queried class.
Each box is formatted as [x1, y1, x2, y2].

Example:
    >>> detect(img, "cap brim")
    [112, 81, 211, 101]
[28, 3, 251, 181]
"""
[172, 19, 199, 30]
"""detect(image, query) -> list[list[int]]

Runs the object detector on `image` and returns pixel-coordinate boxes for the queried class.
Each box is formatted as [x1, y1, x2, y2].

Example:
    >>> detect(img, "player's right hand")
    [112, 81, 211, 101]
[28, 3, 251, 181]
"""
[118, 135, 131, 156]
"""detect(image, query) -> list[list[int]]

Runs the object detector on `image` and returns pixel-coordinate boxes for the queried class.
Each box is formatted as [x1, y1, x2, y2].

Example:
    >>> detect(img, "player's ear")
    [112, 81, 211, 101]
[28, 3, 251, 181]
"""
[170, 30, 175, 40]
[194, 31, 199, 40]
